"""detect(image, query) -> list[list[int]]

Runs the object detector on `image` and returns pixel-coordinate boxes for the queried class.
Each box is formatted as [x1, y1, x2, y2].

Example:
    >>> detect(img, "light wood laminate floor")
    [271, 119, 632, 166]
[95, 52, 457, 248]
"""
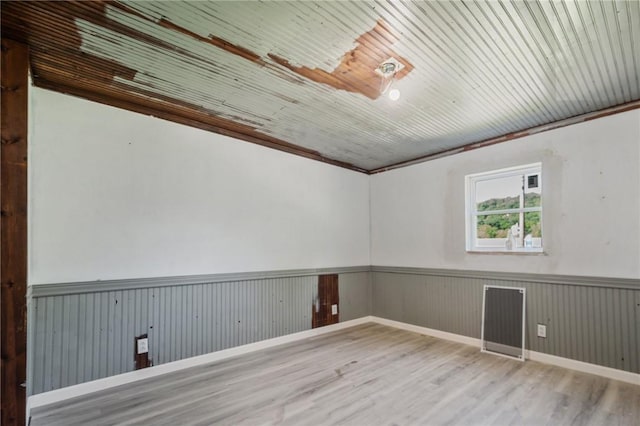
[31, 323, 640, 425]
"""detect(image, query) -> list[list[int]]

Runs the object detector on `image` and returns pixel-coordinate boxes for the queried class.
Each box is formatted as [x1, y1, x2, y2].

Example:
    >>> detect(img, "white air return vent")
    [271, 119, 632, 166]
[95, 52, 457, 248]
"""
[481, 286, 526, 361]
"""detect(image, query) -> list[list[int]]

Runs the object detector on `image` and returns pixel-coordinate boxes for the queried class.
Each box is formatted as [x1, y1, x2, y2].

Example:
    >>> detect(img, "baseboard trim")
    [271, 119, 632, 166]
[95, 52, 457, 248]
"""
[29, 315, 639, 412]
[368, 316, 640, 386]
[526, 351, 640, 386]
[28, 317, 373, 410]
[371, 317, 481, 347]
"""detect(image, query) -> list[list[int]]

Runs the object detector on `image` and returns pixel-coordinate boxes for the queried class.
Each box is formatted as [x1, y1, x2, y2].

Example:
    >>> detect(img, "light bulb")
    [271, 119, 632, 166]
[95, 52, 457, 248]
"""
[388, 88, 400, 101]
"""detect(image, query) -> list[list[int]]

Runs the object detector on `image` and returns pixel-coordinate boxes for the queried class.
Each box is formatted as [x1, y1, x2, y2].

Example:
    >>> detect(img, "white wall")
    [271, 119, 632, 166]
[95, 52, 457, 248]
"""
[29, 88, 370, 284]
[29, 87, 640, 282]
[371, 109, 640, 279]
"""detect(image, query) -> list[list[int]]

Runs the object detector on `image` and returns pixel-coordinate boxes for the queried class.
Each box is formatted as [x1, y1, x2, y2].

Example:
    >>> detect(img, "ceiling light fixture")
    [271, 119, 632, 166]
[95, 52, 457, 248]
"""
[375, 57, 404, 101]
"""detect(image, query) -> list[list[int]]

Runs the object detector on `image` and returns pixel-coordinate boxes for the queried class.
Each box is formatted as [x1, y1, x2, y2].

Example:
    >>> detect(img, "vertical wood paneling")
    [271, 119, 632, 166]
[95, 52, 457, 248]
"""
[33, 269, 636, 394]
[372, 271, 640, 374]
[312, 275, 340, 328]
[29, 275, 320, 395]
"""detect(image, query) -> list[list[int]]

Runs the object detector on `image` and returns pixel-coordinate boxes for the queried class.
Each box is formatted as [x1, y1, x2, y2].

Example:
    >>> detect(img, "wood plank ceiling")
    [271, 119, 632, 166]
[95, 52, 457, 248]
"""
[2, 1, 639, 173]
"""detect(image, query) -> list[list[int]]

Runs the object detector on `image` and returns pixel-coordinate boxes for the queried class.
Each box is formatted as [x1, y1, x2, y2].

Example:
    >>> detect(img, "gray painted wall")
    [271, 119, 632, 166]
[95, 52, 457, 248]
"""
[339, 271, 372, 321]
[28, 266, 639, 395]
[28, 269, 371, 395]
[372, 268, 640, 374]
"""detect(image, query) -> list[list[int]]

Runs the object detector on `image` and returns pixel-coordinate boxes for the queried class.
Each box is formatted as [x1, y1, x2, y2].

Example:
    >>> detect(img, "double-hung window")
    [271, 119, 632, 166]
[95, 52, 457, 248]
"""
[466, 163, 542, 253]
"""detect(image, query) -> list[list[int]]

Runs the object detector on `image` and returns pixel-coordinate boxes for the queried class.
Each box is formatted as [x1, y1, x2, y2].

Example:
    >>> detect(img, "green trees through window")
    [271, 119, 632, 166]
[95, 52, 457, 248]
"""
[466, 162, 543, 252]
[476, 193, 541, 238]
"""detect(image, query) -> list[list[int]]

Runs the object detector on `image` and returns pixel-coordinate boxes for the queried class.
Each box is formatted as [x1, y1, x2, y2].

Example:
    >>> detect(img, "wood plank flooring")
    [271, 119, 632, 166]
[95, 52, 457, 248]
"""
[30, 323, 640, 425]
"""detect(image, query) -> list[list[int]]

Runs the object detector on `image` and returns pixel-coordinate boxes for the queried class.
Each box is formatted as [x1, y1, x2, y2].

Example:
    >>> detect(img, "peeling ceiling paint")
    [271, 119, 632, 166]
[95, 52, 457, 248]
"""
[2, 0, 639, 171]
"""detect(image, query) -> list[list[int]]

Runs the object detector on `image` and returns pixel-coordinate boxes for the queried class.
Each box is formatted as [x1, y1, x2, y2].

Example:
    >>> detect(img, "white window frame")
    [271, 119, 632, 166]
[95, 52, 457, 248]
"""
[465, 163, 543, 253]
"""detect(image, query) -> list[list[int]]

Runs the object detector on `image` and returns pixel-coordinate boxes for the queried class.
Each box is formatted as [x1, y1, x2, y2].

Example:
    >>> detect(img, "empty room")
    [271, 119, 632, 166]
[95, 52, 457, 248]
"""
[1, 1, 639, 425]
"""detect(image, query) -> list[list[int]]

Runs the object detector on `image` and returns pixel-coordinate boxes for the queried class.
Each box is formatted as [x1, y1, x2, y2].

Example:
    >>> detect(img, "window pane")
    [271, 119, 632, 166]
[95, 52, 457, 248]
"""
[476, 174, 541, 212]
[476, 212, 542, 248]
[524, 173, 542, 207]
[524, 211, 542, 238]
[476, 213, 519, 240]
[475, 175, 522, 212]
[524, 189, 541, 207]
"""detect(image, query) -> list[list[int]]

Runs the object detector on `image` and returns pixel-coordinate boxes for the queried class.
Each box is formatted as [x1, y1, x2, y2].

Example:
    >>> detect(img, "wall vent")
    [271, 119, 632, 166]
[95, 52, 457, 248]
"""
[481, 286, 526, 361]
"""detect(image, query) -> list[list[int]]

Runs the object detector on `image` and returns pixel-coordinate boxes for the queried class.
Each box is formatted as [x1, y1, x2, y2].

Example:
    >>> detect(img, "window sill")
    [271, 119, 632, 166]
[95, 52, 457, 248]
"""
[467, 249, 545, 256]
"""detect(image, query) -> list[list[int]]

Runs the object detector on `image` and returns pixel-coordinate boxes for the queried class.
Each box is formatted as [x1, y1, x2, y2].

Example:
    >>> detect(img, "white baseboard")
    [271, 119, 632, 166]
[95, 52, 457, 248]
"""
[526, 350, 640, 385]
[371, 317, 481, 347]
[368, 316, 640, 386]
[28, 317, 373, 410]
[29, 315, 639, 413]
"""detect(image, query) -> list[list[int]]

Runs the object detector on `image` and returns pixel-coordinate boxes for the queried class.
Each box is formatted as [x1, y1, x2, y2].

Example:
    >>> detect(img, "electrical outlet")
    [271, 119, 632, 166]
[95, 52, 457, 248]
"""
[537, 324, 547, 338]
[331, 304, 338, 315]
[137, 337, 149, 354]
